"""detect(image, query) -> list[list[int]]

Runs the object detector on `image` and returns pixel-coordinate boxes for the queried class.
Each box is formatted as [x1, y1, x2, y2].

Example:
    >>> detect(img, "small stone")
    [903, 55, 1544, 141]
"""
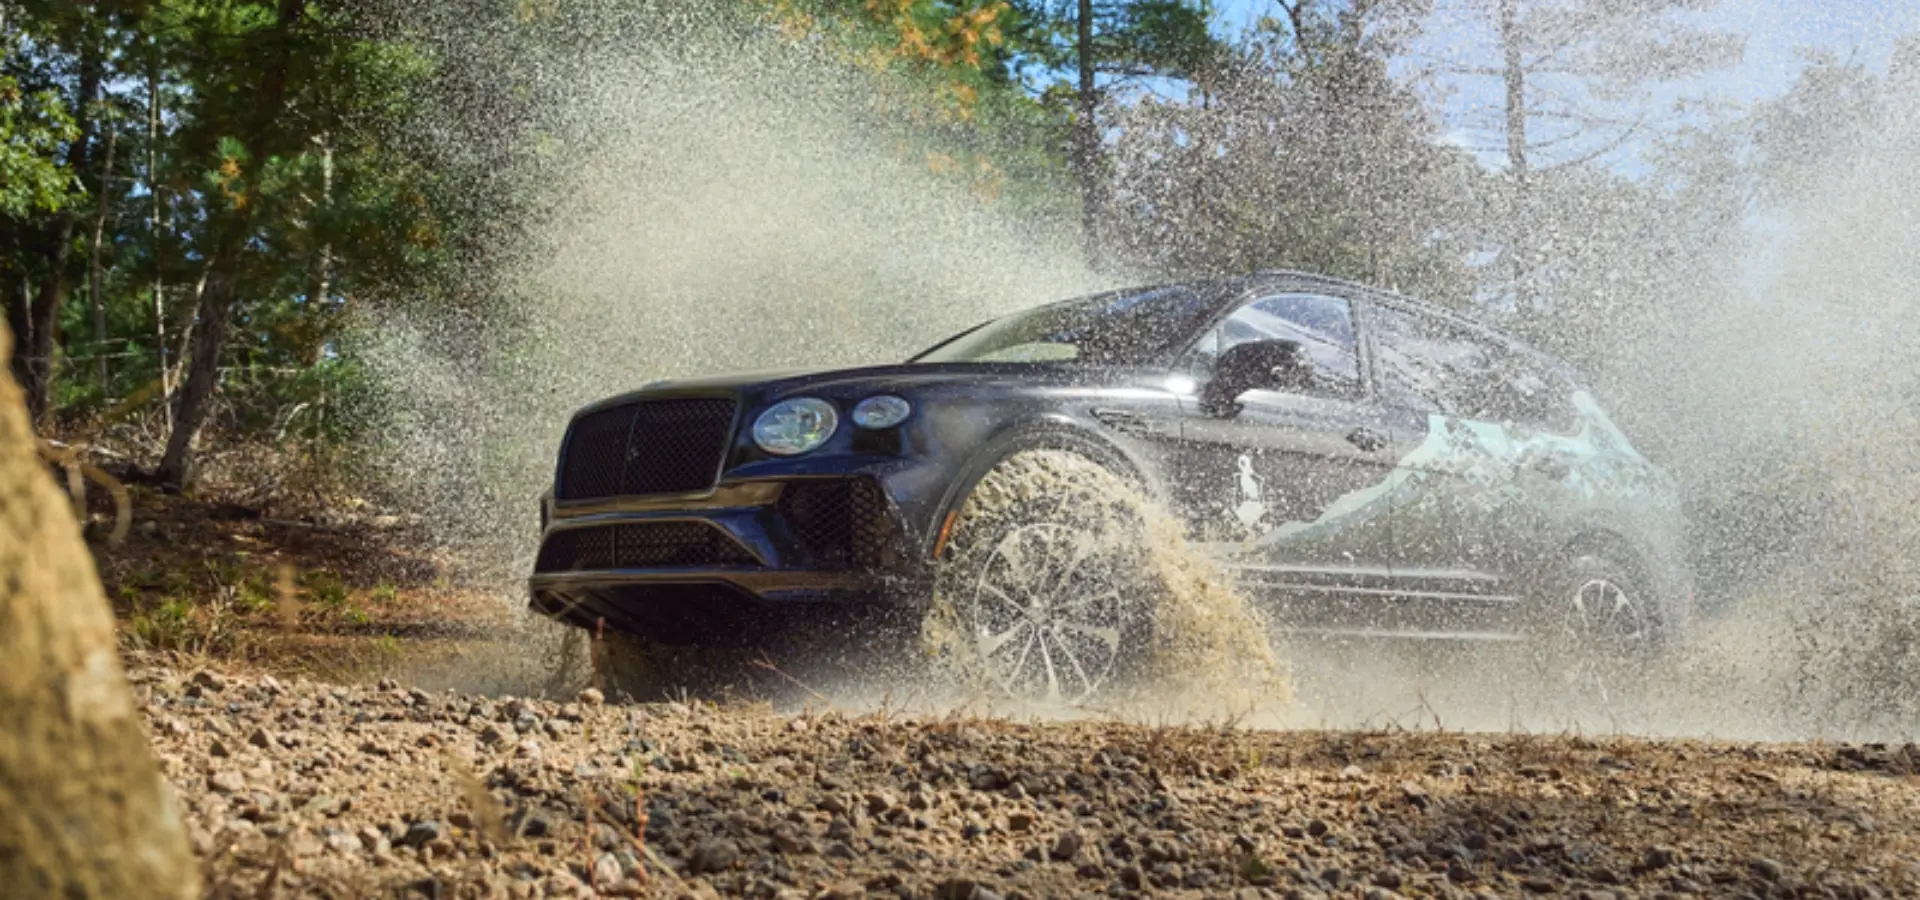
[1051, 830, 1085, 861]
[1307, 818, 1329, 838]
[510, 808, 552, 838]
[208, 738, 233, 758]
[690, 837, 740, 874]
[1398, 781, 1430, 810]
[592, 852, 623, 886]
[192, 670, 227, 692]
[772, 829, 816, 854]
[934, 879, 992, 900]
[282, 827, 323, 856]
[403, 820, 444, 849]
[542, 871, 585, 898]
[248, 727, 274, 750]
[1640, 846, 1678, 872]
[819, 881, 866, 900]
[577, 687, 605, 707]
[1750, 858, 1784, 882]
[1007, 812, 1035, 832]
[1372, 868, 1404, 889]
[480, 723, 516, 747]
[208, 771, 245, 794]
[324, 829, 363, 855]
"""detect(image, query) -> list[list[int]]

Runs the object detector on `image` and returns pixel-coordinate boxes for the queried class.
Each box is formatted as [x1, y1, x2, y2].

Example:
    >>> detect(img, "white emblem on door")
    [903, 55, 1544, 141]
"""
[1232, 453, 1269, 530]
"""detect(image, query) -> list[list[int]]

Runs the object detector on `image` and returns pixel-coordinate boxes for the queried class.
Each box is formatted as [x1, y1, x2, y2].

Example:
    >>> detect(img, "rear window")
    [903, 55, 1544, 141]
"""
[1367, 303, 1580, 432]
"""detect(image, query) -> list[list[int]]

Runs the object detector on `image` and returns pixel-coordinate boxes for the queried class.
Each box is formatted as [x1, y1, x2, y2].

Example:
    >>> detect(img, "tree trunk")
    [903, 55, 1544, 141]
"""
[22, 29, 104, 427]
[157, 249, 237, 487]
[90, 127, 119, 395]
[0, 323, 199, 899]
[306, 134, 333, 365]
[1498, 0, 1534, 313]
[156, 0, 304, 487]
[1074, 0, 1101, 270]
[149, 51, 170, 429]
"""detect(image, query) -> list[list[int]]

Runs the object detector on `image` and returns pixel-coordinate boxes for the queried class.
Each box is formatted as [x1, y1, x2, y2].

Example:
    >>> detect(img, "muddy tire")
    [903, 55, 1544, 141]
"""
[1529, 549, 1659, 708]
[921, 449, 1160, 705]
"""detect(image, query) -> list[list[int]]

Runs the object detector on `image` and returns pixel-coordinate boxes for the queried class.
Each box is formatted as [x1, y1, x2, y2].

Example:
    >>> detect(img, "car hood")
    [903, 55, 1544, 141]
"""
[575, 361, 1183, 416]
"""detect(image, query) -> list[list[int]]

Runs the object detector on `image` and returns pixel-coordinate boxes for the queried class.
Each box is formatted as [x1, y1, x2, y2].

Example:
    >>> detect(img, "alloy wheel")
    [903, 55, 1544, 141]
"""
[964, 522, 1133, 703]
[1551, 576, 1651, 704]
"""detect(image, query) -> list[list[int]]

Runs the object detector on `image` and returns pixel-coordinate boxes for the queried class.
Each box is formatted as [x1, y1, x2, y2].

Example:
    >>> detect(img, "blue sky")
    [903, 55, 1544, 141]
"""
[1209, 0, 1918, 172]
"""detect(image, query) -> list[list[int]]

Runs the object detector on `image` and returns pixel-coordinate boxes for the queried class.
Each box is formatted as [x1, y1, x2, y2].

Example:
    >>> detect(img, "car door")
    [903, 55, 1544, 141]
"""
[1360, 301, 1576, 619]
[1170, 290, 1411, 605]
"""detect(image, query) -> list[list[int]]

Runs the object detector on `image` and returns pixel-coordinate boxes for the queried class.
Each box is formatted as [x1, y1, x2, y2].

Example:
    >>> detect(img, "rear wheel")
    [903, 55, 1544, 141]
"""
[921, 450, 1158, 705]
[1531, 550, 1658, 707]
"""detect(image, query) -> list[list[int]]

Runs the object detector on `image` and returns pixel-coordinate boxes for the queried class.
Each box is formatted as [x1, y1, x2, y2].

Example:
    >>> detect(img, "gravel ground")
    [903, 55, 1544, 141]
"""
[137, 664, 1920, 900]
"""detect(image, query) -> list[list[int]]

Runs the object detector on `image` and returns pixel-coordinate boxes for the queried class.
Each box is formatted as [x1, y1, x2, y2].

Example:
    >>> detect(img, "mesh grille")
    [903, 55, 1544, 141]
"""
[779, 479, 893, 569]
[535, 522, 757, 572]
[557, 405, 639, 501]
[556, 398, 736, 501]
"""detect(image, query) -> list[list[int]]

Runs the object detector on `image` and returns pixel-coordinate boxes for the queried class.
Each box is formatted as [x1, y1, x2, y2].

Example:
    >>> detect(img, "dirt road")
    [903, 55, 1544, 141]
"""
[137, 662, 1920, 899]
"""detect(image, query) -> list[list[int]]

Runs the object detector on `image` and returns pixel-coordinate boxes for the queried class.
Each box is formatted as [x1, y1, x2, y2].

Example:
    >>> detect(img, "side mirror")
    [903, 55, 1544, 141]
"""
[1201, 339, 1311, 417]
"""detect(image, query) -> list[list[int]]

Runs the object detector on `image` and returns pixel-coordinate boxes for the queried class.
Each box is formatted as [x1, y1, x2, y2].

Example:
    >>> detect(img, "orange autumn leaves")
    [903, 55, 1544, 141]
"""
[763, 0, 1016, 201]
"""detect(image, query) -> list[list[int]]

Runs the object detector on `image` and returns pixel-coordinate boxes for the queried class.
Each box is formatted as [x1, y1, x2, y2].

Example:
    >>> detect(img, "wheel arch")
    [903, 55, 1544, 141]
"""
[921, 417, 1149, 561]
[1559, 526, 1682, 637]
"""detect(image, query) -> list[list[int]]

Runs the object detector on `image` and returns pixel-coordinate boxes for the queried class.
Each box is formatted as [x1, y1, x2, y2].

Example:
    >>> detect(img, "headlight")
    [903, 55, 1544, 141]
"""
[851, 395, 912, 429]
[752, 398, 838, 456]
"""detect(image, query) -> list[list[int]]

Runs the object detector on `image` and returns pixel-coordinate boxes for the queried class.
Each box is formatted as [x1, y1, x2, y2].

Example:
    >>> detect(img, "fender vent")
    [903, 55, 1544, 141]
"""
[779, 479, 893, 570]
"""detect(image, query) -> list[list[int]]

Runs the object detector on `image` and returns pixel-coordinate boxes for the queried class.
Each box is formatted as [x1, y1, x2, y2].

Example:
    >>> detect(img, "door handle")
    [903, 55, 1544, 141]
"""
[1346, 427, 1389, 453]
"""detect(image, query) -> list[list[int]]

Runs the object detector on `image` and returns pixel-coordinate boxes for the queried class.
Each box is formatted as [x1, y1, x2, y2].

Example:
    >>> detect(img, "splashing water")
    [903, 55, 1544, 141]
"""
[355, 5, 1920, 739]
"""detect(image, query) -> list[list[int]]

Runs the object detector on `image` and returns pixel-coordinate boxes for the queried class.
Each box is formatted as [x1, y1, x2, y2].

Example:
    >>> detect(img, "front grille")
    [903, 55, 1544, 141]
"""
[557, 398, 737, 501]
[535, 522, 758, 572]
[779, 478, 893, 569]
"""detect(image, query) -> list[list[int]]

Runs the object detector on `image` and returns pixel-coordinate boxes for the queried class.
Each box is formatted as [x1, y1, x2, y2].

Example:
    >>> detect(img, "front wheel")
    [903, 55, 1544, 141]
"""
[920, 450, 1159, 705]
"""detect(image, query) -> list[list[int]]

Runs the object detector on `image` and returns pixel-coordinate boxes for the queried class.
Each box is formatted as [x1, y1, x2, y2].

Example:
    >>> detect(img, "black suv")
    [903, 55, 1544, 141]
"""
[530, 271, 1690, 701]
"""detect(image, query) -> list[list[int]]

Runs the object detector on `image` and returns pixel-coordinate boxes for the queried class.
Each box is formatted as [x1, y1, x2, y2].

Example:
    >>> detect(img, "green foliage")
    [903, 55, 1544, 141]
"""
[0, 75, 81, 217]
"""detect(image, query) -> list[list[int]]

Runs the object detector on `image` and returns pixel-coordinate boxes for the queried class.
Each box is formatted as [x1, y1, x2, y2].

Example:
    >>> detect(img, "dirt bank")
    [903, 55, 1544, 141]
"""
[144, 662, 1918, 899]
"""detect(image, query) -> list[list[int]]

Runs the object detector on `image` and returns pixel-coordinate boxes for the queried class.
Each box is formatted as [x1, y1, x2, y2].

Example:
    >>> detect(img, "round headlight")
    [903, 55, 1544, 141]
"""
[752, 398, 838, 456]
[851, 395, 912, 429]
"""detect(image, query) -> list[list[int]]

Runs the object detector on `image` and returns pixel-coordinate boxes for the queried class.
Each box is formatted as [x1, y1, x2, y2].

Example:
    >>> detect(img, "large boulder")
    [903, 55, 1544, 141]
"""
[0, 325, 198, 898]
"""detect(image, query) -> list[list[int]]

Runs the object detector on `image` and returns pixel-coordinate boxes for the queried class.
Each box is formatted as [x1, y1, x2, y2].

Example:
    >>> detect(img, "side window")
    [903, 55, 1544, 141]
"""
[1192, 292, 1361, 399]
[1498, 352, 1582, 433]
[1366, 304, 1487, 415]
[1368, 304, 1579, 431]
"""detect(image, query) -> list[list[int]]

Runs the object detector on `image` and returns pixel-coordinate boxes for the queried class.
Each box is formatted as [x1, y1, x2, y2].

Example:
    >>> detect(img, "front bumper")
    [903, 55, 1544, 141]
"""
[527, 474, 931, 645]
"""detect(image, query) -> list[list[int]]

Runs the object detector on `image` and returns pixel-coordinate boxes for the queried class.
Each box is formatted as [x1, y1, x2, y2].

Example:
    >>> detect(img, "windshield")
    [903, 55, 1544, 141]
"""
[913, 286, 1215, 366]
